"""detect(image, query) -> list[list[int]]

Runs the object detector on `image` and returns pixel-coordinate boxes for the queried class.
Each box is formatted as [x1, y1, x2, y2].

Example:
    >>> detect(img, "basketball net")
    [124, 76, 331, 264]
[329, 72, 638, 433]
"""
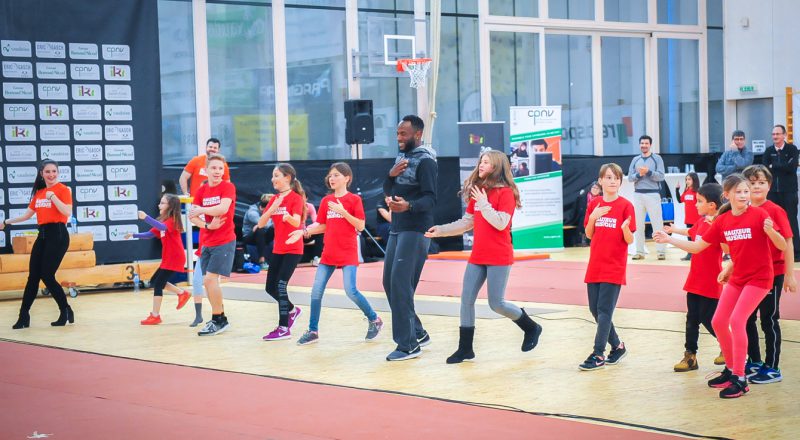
[397, 58, 432, 89]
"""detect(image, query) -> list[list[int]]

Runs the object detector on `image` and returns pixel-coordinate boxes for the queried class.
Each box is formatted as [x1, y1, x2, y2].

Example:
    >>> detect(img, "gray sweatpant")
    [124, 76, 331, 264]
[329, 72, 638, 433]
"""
[383, 231, 428, 352]
[587, 282, 622, 356]
[460, 263, 522, 327]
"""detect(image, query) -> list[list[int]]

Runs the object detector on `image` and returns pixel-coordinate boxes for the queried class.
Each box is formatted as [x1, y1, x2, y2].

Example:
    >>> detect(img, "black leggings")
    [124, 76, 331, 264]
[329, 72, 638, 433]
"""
[685, 292, 718, 353]
[265, 253, 302, 327]
[21, 223, 70, 314]
[150, 268, 178, 296]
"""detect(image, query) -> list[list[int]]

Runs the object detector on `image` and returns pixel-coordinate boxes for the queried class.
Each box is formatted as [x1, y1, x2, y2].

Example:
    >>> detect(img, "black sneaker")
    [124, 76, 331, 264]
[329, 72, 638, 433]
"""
[578, 353, 605, 371]
[707, 367, 733, 388]
[417, 331, 431, 347]
[719, 375, 749, 398]
[386, 345, 422, 361]
[606, 343, 627, 365]
[198, 319, 229, 336]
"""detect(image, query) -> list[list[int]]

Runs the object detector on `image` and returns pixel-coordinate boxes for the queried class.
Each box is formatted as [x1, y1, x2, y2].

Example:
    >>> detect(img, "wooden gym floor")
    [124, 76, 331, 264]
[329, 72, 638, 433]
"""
[1, 243, 798, 439]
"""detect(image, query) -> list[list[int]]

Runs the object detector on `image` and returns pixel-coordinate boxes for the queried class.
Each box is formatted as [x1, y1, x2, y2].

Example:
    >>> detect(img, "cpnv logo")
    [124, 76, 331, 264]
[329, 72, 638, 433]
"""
[102, 44, 130, 61]
[70, 64, 100, 80]
[76, 185, 105, 202]
[3, 104, 36, 120]
[77, 205, 106, 223]
[104, 64, 131, 81]
[106, 165, 136, 181]
[38, 83, 68, 100]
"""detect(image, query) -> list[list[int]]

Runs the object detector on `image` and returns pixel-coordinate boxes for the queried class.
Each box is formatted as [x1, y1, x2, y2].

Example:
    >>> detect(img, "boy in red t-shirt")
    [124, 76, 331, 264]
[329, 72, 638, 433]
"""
[580, 163, 635, 371]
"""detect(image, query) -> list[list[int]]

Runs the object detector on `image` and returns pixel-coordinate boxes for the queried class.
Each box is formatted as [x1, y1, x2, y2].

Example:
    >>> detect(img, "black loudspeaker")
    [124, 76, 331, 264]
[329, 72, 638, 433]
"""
[344, 99, 374, 144]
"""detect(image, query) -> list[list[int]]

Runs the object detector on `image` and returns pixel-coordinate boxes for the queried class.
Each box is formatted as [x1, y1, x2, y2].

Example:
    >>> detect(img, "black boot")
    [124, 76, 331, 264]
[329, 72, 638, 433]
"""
[12, 311, 30, 329]
[514, 309, 542, 352]
[51, 305, 74, 326]
[446, 327, 475, 364]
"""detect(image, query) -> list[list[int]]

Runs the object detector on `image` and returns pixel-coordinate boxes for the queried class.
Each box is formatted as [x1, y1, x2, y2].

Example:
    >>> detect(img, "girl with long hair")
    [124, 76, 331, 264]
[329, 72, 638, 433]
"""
[675, 171, 701, 260]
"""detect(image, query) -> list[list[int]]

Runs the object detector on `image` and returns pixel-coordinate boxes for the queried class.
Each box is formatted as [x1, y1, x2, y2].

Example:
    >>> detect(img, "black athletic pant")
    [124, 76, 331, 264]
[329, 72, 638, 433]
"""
[383, 231, 429, 352]
[266, 253, 302, 327]
[685, 292, 718, 353]
[244, 227, 274, 262]
[20, 223, 70, 314]
[768, 191, 799, 257]
[746, 274, 784, 368]
[150, 268, 178, 296]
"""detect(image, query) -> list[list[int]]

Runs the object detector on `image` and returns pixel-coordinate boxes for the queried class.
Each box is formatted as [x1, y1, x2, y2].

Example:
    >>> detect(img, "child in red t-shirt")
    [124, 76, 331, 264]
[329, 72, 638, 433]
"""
[290, 162, 382, 345]
[675, 172, 701, 261]
[580, 163, 635, 371]
[126, 194, 198, 325]
[258, 163, 306, 341]
[664, 183, 725, 371]
[425, 151, 542, 364]
[741, 165, 795, 384]
[654, 174, 786, 398]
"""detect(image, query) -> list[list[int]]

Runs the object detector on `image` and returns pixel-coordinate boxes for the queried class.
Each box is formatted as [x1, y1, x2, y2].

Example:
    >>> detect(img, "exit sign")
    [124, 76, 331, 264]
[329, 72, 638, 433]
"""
[740, 84, 757, 93]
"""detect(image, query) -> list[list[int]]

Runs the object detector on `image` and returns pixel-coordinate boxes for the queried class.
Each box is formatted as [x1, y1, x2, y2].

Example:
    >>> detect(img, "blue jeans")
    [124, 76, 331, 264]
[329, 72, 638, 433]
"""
[192, 256, 205, 297]
[309, 263, 377, 332]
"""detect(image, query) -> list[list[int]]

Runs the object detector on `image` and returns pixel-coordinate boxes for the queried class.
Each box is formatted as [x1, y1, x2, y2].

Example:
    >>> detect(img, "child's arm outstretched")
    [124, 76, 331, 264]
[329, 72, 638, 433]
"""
[663, 224, 689, 236]
[653, 230, 711, 254]
[138, 210, 166, 231]
[425, 214, 474, 238]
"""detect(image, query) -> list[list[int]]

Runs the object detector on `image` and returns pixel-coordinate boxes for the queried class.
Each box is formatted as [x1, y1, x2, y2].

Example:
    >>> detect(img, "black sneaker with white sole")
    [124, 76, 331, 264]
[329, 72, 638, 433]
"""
[417, 330, 431, 347]
[198, 319, 229, 336]
[606, 343, 627, 365]
[579, 353, 606, 371]
[386, 346, 422, 361]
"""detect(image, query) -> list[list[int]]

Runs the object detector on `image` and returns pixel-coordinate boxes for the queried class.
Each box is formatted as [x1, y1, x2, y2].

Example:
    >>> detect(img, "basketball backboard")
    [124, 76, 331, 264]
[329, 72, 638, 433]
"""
[354, 15, 428, 78]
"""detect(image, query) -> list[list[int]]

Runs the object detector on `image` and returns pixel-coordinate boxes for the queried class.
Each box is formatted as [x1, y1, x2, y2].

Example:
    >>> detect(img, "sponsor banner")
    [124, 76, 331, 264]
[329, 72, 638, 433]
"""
[104, 105, 132, 121]
[108, 224, 137, 241]
[58, 165, 72, 182]
[76, 205, 106, 223]
[107, 184, 137, 201]
[74, 165, 104, 181]
[5, 145, 37, 162]
[70, 63, 100, 80]
[37, 83, 68, 100]
[35, 41, 66, 59]
[77, 225, 107, 242]
[102, 44, 131, 61]
[36, 62, 67, 79]
[104, 64, 130, 81]
[8, 187, 32, 204]
[10, 229, 40, 238]
[0, 232, 4, 248]
[71, 83, 101, 100]
[2, 61, 33, 78]
[73, 124, 103, 141]
[68, 43, 98, 60]
[1, 40, 32, 57]
[4, 125, 37, 141]
[39, 104, 70, 121]
[10, 208, 37, 225]
[3, 103, 36, 120]
[105, 124, 134, 141]
[0, 189, 4, 205]
[41, 145, 71, 161]
[105, 144, 135, 161]
[108, 203, 138, 221]
[104, 84, 131, 101]
[3, 82, 34, 99]
[75, 185, 106, 202]
[72, 104, 102, 120]
[106, 164, 136, 181]
[74, 144, 103, 161]
[40, 124, 71, 141]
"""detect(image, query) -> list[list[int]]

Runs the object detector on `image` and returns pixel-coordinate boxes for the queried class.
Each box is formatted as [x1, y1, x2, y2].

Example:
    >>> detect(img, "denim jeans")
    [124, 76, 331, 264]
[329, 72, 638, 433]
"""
[309, 263, 377, 332]
[192, 256, 205, 297]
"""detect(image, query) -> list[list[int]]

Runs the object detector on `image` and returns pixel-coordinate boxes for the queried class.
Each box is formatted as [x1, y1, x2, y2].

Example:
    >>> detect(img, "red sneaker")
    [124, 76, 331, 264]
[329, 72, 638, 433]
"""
[140, 313, 162, 325]
[176, 291, 191, 310]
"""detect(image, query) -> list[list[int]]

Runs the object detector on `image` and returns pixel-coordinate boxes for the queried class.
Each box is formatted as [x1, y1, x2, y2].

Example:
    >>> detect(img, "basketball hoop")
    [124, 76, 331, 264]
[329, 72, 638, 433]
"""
[396, 58, 432, 88]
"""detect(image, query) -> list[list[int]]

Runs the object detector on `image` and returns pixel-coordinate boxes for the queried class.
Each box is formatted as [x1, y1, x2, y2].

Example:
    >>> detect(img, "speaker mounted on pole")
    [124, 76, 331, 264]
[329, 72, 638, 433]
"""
[344, 99, 374, 145]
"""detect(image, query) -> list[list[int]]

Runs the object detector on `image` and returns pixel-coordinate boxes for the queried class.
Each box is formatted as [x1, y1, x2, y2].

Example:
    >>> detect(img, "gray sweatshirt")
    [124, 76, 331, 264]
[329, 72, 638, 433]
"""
[627, 153, 665, 193]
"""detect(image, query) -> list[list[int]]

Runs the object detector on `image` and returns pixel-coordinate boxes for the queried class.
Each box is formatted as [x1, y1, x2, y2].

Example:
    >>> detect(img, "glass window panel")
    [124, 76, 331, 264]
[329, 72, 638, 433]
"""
[158, 0, 198, 165]
[285, 7, 348, 160]
[601, 37, 646, 156]
[657, 38, 699, 153]
[490, 0, 538, 17]
[359, 0, 414, 11]
[490, 32, 541, 142]
[545, 34, 593, 155]
[206, 3, 277, 161]
[707, 0, 722, 27]
[707, 28, 724, 152]
[549, 0, 595, 20]
[657, 0, 698, 25]
[604, 0, 647, 23]
[287, 0, 345, 6]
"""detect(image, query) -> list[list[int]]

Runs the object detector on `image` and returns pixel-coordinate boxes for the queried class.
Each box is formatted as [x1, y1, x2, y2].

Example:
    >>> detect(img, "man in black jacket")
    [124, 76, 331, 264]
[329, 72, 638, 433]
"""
[382, 115, 437, 361]
[763, 124, 799, 258]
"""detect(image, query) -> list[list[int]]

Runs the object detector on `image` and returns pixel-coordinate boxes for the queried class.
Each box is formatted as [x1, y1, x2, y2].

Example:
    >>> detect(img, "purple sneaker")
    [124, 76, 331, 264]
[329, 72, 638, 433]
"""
[263, 326, 291, 341]
[287, 306, 302, 329]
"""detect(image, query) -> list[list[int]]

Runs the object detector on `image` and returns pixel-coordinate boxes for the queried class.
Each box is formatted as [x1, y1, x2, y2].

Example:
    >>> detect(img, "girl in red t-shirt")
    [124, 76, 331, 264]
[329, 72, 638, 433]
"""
[663, 183, 725, 372]
[125, 194, 195, 325]
[289, 162, 382, 345]
[654, 174, 786, 398]
[2, 160, 75, 329]
[425, 151, 542, 364]
[675, 172, 701, 261]
[257, 163, 307, 341]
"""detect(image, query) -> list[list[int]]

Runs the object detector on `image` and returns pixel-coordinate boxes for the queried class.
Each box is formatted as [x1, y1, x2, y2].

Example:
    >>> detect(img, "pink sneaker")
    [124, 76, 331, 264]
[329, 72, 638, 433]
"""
[287, 306, 302, 329]
[263, 326, 291, 341]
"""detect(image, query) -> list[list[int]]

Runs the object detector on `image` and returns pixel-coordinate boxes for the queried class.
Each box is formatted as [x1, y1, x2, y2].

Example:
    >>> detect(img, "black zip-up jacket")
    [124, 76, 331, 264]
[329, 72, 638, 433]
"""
[762, 142, 799, 193]
[383, 146, 438, 233]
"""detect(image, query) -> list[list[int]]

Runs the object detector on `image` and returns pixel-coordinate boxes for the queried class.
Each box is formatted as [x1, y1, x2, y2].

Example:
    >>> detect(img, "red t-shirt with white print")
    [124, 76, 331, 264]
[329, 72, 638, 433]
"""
[465, 187, 516, 266]
[318, 192, 365, 267]
[683, 219, 722, 298]
[194, 181, 236, 247]
[267, 190, 304, 255]
[584, 196, 636, 285]
[150, 217, 186, 272]
[758, 200, 793, 276]
[681, 188, 700, 226]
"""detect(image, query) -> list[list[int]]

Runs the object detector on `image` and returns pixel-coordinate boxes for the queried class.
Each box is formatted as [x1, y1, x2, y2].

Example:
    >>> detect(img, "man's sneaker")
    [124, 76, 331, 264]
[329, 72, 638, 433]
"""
[719, 376, 749, 398]
[417, 330, 431, 347]
[386, 346, 422, 361]
[606, 342, 627, 365]
[674, 351, 698, 372]
[749, 366, 783, 384]
[713, 351, 725, 365]
[631, 254, 645, 261]
[176, 291, 191, 310]
[263, 326, 291, 341]
[297, 330, 319, 345]
[745, 361, 764, 378]
[365, 317, 383, 341]
[198, 319, 229, 336]
[707, 367, 733, 388]
[657, 253, 666, 261]
[287, 307, 302, 329]
[140, 313, 162, 325]
[578, 353, 605, 371]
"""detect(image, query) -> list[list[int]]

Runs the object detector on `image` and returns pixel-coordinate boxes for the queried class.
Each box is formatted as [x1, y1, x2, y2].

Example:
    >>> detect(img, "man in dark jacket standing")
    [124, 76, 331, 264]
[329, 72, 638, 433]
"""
[382, 115, 437, 361]
[763, 124, 799, 258]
